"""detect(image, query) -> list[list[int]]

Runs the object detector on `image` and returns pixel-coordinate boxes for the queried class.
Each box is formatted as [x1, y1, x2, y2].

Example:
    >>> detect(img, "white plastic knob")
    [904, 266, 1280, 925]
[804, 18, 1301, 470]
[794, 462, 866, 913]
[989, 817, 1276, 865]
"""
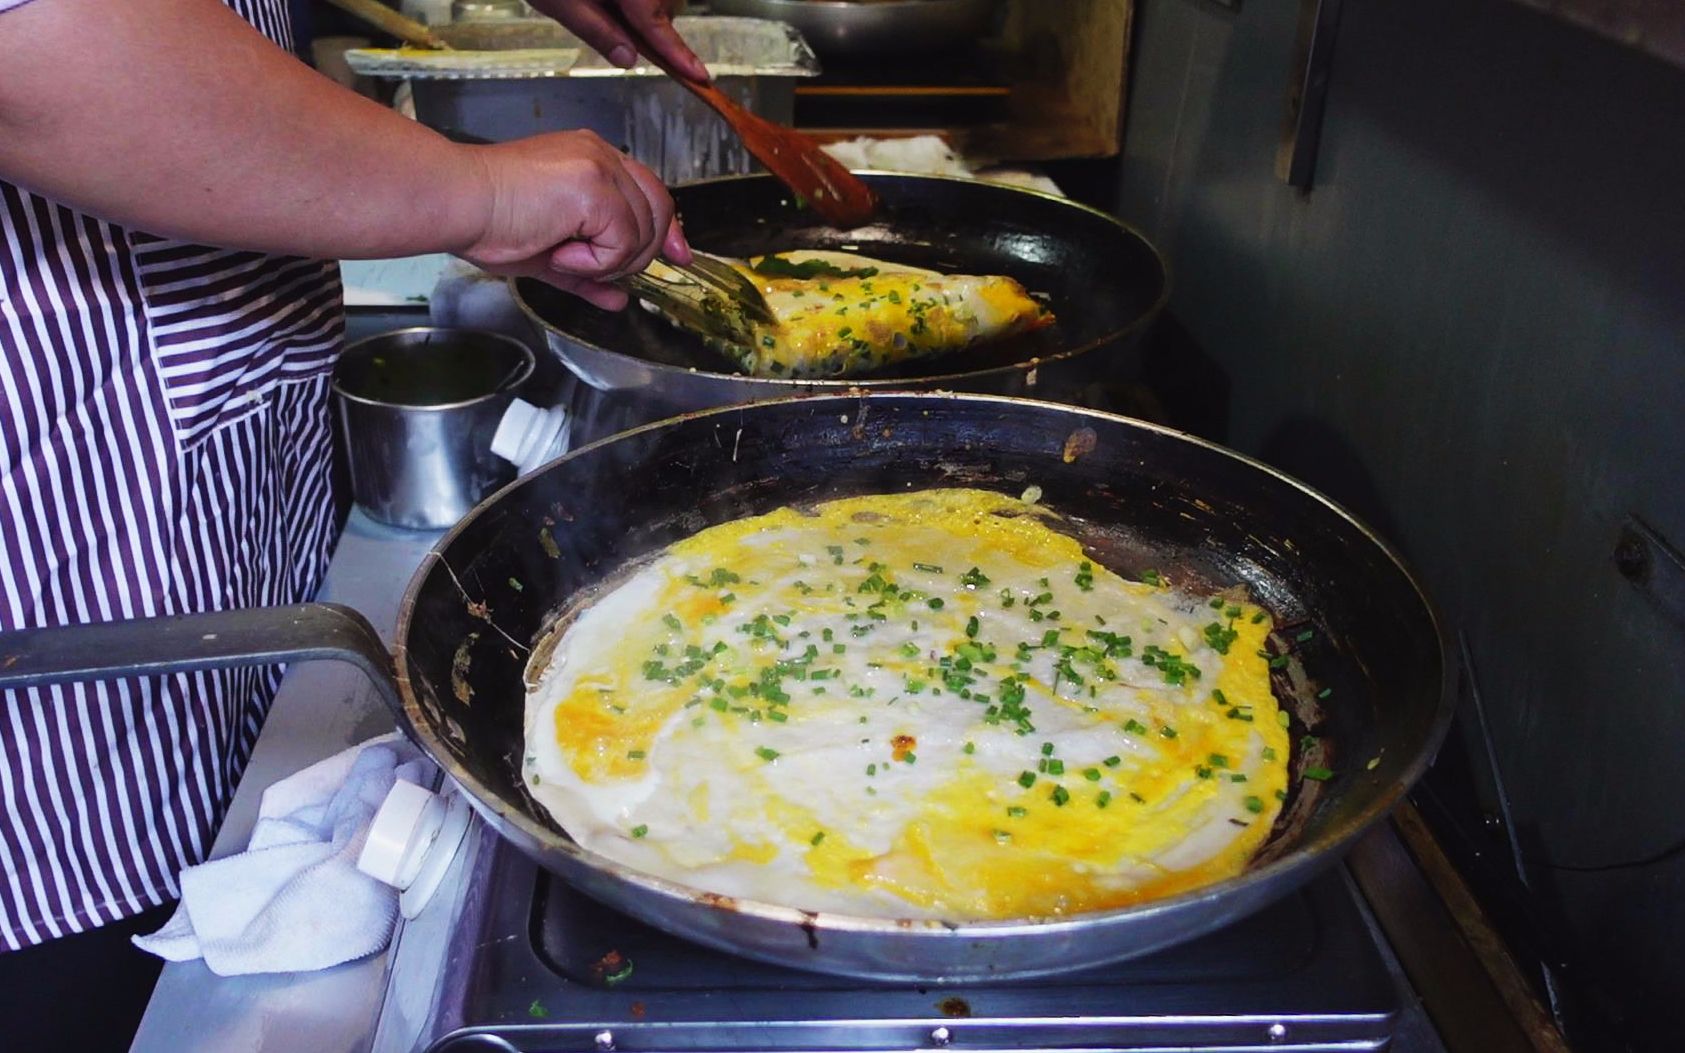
[491, 397, 570, 476]
[357, 780, 472, 918]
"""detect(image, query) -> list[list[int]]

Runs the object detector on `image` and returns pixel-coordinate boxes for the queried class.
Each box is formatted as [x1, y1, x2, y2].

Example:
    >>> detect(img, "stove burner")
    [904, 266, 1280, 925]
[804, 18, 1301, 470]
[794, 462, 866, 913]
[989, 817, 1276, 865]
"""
[384, 827, 1400, 1053]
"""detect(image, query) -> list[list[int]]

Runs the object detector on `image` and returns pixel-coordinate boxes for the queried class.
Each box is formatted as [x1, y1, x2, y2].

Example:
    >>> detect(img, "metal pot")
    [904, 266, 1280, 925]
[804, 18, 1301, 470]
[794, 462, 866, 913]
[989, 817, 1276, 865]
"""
[709, 0, 1001, 58]
[331, 327, 534, 530]
[0, 393, 1453, 981]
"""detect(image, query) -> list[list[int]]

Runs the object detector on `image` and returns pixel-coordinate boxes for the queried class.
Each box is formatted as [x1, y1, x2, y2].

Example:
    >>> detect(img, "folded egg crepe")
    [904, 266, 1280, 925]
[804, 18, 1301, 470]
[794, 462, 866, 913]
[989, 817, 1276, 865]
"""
[644, 250, 1053, 379]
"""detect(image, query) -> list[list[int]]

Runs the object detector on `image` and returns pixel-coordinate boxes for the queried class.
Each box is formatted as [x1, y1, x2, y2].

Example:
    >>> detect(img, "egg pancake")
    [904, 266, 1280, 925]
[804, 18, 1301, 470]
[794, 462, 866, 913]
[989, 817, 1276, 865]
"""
[643, 250, 1052, 379]
[522, 489, 1289, 921]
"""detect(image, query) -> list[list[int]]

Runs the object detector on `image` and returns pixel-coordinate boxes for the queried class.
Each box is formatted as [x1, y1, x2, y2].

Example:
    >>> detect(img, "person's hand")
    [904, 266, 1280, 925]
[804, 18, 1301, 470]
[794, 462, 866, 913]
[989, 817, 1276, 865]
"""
[526, 0, 709, 83]
[454, 130, 691, 310]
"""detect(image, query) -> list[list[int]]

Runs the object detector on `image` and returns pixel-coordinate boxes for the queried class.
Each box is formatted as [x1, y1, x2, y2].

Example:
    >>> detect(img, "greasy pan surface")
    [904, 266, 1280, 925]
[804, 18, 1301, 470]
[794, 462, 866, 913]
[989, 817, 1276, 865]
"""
[393, 394, 1452, 980]
[512, 173, 1169, 409]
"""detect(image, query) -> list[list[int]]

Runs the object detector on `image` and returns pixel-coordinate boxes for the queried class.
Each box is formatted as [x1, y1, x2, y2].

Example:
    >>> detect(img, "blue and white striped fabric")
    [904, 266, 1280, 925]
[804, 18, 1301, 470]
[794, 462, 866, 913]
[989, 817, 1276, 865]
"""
[0, 0, 342, 950]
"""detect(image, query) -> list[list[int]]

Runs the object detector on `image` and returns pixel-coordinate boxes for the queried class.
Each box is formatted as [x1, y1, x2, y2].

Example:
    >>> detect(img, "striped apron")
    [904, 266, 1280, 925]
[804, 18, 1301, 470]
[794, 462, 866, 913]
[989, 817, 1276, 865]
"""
[0, 0, 342, 950]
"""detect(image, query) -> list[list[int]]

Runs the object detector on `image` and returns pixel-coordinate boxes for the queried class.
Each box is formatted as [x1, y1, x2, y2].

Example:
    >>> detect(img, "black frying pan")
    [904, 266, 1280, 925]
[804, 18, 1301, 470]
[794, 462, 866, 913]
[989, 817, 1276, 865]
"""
[0, 393, 1453, 980]
[513, 173, 1171, 411]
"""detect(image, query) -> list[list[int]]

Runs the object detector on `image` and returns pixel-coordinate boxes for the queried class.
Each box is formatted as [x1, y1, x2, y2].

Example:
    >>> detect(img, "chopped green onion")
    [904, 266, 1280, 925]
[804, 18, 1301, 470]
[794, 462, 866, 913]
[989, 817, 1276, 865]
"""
[1303, 766, 1334, 781]
[1050, 785, 1070, 806]
[963, 741, 976, 755]
[810, 831, 826, 846]
[755, 746, 780, 762]
[1096, 790, 1113, 808]
[1007, 805, 1028, 818]
[1018, 771, 1037, 788]
[1082, 768, 1102, 782]
[627, 750, 645, 760]
[1243, 796, 1264, 814]
[631, 824, 648, 838]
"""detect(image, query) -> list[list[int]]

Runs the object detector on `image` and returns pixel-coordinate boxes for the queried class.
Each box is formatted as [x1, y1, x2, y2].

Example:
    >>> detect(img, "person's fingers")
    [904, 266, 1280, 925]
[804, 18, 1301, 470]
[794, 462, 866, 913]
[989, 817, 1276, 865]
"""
[620, 0, 709, 82]
[615, 159, 677, 277]
[547, 238, 617, 275]
[662, 216, 692, 265]
[603, 162, 657, 273]
[538, 0, 639, 67]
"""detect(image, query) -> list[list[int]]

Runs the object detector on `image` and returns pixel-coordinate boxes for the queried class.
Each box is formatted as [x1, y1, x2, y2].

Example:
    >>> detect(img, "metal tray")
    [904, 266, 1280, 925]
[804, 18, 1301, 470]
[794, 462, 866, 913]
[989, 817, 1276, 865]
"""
[393, 16, 818, 184]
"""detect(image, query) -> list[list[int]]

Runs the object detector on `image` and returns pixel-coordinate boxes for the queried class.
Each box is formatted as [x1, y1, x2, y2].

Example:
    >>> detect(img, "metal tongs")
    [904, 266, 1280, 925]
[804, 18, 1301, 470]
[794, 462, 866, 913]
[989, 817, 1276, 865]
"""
[625, 251, 776, 347]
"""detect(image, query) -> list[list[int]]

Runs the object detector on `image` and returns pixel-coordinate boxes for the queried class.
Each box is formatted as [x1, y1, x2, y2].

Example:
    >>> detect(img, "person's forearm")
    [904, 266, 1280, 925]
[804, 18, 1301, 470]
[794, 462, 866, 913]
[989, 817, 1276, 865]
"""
[0, 0, 489, 259]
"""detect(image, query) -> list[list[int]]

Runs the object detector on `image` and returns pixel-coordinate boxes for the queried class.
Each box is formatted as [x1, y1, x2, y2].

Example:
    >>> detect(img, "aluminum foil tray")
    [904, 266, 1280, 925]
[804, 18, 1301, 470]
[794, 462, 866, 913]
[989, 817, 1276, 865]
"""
[345, 47, 582, 80]
[351, 15, 817, 80]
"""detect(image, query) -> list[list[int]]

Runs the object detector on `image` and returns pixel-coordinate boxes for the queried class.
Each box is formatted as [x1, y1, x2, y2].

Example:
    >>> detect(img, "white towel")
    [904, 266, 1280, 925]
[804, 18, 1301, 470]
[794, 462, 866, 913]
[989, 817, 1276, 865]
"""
[133, 733, 429, 976]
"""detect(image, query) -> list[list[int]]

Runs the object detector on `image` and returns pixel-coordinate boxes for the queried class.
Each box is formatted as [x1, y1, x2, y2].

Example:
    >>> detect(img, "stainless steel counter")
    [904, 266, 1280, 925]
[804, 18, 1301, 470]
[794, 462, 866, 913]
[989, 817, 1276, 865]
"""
[128, 509, 440, 1053]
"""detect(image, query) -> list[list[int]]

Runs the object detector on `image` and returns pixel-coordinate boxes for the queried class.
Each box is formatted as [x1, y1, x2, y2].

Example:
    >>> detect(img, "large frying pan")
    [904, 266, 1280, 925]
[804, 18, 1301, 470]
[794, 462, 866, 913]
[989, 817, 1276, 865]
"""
[0, 394, 1452, 981]
[513, 173, 1171, 412]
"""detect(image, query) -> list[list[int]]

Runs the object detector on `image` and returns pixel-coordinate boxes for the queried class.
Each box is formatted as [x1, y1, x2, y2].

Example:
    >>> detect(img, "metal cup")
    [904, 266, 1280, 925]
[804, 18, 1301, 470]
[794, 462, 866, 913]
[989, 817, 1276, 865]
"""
[331, 327, 535, 530]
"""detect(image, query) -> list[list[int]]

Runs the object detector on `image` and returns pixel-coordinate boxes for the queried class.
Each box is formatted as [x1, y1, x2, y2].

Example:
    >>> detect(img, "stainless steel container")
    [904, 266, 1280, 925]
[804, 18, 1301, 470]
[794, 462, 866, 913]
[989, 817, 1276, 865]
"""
[331, 328, 535, 530]
[408, 16, 818, 185]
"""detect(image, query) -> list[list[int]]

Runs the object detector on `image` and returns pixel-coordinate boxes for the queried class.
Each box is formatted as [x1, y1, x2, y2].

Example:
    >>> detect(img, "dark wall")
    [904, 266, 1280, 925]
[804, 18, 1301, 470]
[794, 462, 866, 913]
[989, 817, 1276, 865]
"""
[1111, 0, 1685, 1048]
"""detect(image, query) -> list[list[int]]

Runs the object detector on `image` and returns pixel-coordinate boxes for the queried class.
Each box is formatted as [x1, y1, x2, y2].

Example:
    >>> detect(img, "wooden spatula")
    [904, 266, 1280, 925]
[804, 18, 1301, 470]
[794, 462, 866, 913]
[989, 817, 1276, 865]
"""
[605, 16, 879, 228]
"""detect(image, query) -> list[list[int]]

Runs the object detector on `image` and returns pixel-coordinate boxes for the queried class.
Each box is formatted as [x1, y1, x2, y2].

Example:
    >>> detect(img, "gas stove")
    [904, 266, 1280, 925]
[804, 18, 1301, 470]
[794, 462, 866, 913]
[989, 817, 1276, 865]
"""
[371, 818, 1402, 1053]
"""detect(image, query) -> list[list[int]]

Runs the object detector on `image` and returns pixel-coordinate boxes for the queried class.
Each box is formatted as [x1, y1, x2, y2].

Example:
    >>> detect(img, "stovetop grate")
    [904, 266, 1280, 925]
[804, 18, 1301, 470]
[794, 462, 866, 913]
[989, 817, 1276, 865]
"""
[399, 829, 1400, 1053]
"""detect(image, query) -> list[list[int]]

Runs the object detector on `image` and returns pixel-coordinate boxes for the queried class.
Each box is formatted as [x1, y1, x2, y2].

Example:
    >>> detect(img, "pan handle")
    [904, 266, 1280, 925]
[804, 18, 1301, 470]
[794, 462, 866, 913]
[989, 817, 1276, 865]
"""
[0, 603, 402, 715]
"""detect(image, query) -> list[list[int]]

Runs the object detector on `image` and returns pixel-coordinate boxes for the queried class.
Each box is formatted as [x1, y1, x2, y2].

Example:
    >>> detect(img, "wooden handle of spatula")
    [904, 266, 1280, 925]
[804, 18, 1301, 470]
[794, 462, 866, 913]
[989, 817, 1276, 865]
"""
[321, 0, 452, 50]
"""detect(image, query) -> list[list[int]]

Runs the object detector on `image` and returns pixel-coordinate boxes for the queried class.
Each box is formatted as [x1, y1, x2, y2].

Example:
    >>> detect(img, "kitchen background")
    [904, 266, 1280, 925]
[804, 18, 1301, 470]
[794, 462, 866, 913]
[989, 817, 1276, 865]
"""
[1107, 3, 1684, 1050]
[309, 2, 1685, 1049]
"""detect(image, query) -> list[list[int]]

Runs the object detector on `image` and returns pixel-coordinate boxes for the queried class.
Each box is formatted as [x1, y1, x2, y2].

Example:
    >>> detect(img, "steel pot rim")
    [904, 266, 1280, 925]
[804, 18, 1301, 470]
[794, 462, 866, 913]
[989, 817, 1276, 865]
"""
[330, 326, 535, 412]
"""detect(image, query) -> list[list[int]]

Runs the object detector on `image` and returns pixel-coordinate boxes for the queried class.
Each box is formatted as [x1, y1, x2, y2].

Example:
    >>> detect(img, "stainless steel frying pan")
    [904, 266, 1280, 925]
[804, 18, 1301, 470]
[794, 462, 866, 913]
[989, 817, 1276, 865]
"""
[0, 393, 1453, 980]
